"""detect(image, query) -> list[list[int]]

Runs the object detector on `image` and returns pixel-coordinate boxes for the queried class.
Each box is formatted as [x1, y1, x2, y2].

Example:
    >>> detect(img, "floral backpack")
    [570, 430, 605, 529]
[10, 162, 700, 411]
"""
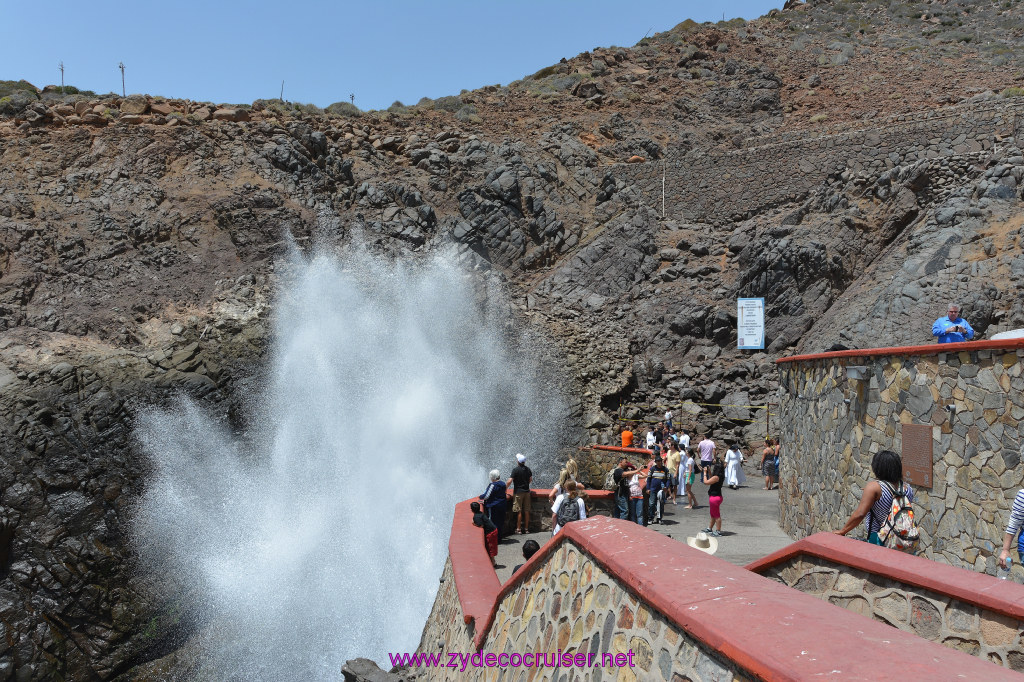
[876, 481, 920, 552]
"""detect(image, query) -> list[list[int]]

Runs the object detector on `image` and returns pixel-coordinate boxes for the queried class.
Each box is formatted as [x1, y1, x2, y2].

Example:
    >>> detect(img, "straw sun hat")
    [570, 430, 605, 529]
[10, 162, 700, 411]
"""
[686, 531, 718, 555]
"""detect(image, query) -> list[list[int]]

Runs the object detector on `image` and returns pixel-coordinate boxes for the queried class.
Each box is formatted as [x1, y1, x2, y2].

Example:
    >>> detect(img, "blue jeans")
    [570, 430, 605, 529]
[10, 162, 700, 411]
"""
[648, 489, 664, 522]
[615, 493, 629, 520]
[631, 498, 645, 526]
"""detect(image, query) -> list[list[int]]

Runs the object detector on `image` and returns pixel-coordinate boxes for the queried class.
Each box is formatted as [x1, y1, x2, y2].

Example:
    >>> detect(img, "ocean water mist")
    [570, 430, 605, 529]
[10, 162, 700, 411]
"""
[132, 247, 566, 679]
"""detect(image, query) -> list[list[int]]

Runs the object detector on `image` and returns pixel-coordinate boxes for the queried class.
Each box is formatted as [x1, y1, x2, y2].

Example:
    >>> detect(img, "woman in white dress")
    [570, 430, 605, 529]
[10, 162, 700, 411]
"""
[724, 443, 746, 490]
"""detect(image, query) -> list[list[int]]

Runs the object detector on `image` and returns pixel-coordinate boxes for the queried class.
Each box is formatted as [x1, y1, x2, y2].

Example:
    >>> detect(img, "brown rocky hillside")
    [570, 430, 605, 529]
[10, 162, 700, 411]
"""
[2, 0, 1024, 678]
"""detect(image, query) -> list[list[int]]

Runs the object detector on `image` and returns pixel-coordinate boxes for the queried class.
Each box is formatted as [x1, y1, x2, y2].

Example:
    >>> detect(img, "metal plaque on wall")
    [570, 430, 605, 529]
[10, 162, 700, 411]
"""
[902, 424, 934, 488]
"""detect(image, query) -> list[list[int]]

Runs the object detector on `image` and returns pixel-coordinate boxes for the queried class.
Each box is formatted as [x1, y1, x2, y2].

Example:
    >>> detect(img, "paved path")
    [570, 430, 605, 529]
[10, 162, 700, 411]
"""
[495, 470, 792, 582]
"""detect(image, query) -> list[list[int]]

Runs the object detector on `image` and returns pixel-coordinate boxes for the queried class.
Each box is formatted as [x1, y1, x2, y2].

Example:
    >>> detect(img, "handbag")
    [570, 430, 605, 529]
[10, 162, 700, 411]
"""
[865, 508, 884, 545]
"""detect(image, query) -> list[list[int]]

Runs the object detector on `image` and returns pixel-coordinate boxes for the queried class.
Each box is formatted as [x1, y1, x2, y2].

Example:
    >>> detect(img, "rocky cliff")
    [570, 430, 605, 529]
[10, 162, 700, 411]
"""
[2, 0, 1024, 678]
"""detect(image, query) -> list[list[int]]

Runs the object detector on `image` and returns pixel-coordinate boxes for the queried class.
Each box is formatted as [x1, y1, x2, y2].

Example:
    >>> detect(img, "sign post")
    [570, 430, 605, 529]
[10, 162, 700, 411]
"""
[737, 298, 765, 350]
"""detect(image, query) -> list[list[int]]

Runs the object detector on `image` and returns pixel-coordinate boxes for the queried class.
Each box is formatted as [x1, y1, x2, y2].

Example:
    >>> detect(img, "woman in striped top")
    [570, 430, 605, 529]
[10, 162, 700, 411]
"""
[834, 450, 913, 543]
[998, 490, 1024, 569]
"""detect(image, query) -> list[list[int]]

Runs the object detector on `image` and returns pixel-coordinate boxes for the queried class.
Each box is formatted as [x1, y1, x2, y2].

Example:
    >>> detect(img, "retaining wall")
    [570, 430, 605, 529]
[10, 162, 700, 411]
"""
[499, 489, 616, 536]
[776, 339, 1024, 571]
[748, 532, 1024, 671]
[416, 505, 1011, 680]
[578, 444, 653, 492]
[614, 98, 1024, 224]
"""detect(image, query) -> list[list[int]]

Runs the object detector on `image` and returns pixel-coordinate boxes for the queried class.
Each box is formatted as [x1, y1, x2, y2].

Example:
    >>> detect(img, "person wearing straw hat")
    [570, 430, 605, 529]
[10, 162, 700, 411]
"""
[687, 531, 718, 555]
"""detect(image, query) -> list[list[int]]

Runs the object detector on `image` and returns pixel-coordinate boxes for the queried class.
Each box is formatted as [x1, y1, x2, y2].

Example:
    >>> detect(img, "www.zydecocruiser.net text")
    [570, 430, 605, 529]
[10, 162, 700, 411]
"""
[386, 650, 637, 672]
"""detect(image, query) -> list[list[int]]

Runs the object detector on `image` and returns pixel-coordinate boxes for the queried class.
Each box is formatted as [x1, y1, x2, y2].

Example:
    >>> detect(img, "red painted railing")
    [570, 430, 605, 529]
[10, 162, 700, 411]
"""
[747, 532, 1024, 621]
[447, 514, 1018, 679]
[777, 337, 1024, 364]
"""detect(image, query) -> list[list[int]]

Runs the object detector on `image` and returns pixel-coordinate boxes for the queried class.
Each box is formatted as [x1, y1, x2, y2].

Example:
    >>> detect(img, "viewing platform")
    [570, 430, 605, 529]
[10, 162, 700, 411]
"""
[775, 338, 1024, 572]
[419, 501, 1024, 680]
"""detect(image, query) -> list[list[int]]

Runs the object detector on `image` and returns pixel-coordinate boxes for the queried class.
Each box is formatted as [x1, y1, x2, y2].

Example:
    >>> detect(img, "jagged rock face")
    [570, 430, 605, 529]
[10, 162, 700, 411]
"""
[2, 1, 1024, 678]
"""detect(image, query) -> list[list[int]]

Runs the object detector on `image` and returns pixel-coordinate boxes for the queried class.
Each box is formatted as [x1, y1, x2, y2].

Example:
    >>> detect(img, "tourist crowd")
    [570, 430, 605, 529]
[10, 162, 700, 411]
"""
[471, 421, 780, 566]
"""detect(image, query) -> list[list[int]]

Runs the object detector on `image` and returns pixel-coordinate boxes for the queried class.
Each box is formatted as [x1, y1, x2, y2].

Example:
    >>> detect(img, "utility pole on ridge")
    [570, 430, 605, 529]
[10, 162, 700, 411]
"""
[118, 62, 125, 97]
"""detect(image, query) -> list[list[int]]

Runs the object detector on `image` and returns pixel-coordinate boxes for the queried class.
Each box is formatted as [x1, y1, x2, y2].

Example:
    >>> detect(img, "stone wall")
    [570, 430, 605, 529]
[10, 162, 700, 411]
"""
[417, 513, 1003, 681]
[418, 539, 748, 681]
[763, 554, 1024, 670]
[501, 490, 615, 536]
[614, 98, 1024, 224]
[776, 340, 1024, 571]
[578, 445, 653, 492]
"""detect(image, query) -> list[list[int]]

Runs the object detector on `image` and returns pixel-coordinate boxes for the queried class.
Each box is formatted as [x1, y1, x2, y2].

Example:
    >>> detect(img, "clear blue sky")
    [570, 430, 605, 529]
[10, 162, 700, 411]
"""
[2, 1, 780, 111]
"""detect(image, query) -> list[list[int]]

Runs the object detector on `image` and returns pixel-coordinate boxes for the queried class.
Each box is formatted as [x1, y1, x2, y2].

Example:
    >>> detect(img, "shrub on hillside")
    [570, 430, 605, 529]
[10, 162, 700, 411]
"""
[1003, 87, 1024, 98]
[671, 19, 700, 34]
[325, 101, 362, 117]
[530, 65, 558, 80]
[255, 99, 321, 115]
[60, 85, 95, 95]
[434, 95, 463, 113]
[454, 104, 480, 123]
[0, 80, 38, 99]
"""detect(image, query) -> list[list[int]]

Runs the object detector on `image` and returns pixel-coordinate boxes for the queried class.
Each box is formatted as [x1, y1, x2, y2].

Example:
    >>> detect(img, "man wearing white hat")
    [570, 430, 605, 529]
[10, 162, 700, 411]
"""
[506, 453, 533, 534]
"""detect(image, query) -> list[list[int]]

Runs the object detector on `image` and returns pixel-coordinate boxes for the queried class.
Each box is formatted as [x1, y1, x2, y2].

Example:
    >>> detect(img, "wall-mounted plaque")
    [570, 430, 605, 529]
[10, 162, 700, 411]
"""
[902, 424, 934, 489]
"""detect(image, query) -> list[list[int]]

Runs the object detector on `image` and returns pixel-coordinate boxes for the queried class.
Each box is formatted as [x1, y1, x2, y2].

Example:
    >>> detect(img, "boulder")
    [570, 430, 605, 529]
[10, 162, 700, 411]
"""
[150, 101, 175, 116]
[119, 114, 144, 125]
[341, 658, 404, 682]
[213, 108, 250, 122]
[0, 89, 37, 116]
[626, 155, 646, 164]
[192, 107, 212, 121]
[722, 391, 752, 421]
[120, 97, 149, 115]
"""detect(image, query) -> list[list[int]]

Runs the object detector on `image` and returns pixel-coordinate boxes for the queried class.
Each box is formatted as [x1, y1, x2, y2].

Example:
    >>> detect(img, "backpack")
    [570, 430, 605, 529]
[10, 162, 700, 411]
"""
[614, 468, 630, 497]
[556, 497, 582, 527]
[877, 481, 920, 552]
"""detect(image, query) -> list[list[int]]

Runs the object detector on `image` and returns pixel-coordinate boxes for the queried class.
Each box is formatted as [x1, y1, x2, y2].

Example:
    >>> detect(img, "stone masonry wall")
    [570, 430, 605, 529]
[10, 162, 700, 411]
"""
[502, 491, 615, 536]
[417, 559, 477, 669]
[416, 543, 752, 682]
[615, 99, 1024, 224]
[763, 555, 1024, 671]
[777, 345, 1024, 572]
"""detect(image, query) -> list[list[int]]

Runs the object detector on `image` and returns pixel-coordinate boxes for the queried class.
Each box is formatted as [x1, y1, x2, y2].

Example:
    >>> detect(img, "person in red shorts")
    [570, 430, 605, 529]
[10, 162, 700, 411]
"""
[701, 457, 726, 537]
[471, 502, 498, 567]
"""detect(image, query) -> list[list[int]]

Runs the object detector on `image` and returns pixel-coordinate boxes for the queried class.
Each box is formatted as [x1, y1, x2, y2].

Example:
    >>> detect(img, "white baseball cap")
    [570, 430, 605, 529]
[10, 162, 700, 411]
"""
[516, 453, 526, 463]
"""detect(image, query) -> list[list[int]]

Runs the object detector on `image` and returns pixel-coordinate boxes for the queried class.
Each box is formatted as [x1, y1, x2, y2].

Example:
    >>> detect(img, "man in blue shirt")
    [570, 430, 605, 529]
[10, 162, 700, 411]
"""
[932, 304, 974, 343]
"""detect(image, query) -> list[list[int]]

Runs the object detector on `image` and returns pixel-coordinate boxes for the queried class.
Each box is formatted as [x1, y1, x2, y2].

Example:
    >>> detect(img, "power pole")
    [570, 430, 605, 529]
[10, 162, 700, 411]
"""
[59, 61, 64, 95]
[349, 93, 354, 106]
[118, 62, 125, 97]
[280, 80, 284, 101]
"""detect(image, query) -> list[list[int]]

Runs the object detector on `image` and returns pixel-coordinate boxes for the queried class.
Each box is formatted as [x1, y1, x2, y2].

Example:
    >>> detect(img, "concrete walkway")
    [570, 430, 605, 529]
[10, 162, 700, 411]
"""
[495, 469, 793, 583]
